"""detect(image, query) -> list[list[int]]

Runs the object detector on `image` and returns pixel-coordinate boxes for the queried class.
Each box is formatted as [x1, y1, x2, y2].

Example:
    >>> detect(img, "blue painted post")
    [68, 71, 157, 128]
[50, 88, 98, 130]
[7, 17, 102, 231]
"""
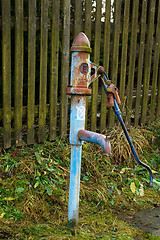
[68, 145, 82, 225]
[66, 32, 92, 227]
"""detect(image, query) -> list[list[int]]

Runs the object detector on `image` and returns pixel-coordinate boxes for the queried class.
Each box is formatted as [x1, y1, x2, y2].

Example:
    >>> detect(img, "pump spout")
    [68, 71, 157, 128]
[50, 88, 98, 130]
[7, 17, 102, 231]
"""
[78, 129, 112, 156]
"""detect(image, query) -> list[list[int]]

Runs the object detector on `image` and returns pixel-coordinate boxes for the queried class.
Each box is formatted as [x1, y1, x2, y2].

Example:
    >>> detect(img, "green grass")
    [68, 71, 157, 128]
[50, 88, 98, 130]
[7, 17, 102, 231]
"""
[0, 121, 160, 239]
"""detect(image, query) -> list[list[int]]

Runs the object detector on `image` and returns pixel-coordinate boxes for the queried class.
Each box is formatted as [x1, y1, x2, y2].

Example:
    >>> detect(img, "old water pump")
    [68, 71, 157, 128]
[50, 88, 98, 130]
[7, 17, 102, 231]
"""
[66, 32, 111, 227]
[66, 32, 153, 227]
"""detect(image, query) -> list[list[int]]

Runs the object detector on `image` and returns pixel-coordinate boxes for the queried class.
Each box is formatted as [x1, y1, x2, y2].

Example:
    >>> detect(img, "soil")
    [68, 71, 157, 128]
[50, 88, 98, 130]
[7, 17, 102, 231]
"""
[119, 207, 160, 237]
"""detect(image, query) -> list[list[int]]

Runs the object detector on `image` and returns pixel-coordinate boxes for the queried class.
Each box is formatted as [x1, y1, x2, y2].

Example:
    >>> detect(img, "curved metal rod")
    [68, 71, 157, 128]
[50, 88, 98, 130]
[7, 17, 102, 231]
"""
[116, 113, 153, 187]
[100, 76, 153, 187]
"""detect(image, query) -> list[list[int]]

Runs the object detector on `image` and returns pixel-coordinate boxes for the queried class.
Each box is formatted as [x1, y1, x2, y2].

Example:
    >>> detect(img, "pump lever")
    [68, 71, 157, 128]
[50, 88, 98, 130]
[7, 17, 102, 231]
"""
[98, 70, 153, 187]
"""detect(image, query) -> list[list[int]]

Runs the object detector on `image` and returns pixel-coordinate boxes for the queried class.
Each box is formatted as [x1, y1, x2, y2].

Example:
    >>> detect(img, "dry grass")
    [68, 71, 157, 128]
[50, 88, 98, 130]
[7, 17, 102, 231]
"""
[0, 123, 159, 239]
[104, 125, 152, 166]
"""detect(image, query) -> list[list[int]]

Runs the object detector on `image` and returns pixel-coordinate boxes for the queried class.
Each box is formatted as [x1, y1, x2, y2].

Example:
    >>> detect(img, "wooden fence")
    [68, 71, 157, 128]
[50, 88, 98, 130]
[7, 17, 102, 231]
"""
[0, 0, 160, 149]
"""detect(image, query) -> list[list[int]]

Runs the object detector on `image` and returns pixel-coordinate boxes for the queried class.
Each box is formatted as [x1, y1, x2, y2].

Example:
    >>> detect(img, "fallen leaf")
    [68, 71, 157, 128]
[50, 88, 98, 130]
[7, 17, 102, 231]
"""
[0, 212, 5, 218]
[130, 182, 136, 194]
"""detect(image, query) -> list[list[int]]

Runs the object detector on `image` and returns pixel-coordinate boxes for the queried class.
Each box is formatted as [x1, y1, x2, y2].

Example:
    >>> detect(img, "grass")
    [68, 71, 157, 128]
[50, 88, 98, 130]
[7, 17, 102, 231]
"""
[0, 120, 160, 239]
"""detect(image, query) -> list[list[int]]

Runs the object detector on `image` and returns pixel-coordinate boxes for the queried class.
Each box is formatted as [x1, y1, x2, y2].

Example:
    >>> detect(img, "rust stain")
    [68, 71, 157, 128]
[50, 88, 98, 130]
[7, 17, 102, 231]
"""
[66, 86, 91, 95]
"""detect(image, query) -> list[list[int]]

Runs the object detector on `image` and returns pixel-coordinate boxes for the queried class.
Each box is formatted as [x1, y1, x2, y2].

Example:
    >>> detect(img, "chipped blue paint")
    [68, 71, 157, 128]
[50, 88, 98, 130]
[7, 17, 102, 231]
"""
[69, 96, 86, 145]
[68, 33, 91, 226]
[67, 32, 111, 227]
[68, 145, 82, 224]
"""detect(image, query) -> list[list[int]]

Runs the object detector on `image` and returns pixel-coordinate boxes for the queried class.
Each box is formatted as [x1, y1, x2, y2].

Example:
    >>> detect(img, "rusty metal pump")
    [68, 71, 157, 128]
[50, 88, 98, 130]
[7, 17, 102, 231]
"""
[67, 32, 153, 228]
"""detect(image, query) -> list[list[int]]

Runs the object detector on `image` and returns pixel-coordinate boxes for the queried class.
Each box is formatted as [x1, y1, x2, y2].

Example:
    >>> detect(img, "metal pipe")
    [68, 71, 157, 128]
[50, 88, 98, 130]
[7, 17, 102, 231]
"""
[78, 129, 112, 156]
[116, 113, 153, 187]
[68, 145, 82, 227]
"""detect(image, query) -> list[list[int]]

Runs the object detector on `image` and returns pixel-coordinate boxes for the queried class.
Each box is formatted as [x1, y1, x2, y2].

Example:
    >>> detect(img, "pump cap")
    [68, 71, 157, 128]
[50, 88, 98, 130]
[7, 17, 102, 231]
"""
[71, 32, 92, 53]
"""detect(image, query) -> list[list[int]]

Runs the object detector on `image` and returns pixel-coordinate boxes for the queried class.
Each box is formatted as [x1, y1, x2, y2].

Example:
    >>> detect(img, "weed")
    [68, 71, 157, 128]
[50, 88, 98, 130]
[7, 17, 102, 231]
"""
[0, 122, 159, 239]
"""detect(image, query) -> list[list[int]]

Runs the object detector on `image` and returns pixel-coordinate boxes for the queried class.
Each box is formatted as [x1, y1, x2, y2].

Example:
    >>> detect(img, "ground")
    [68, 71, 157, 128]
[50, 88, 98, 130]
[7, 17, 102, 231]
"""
[0, 121, 160, 239]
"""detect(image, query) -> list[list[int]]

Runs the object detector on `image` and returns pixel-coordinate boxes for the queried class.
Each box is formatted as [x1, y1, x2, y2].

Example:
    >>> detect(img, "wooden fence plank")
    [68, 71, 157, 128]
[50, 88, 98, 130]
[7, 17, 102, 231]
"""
[141, 0, 156, 124]
[91, 0, 102, 132]
[110, 0, 121, 85]
[149, 0, 160, 123]
[119, 0, 130, 108]
[2, 0, 11, 149]
[84, 0, 92, 129]
[100, 0, 111, 132]
[74, 0, 82, 38]
[60, 0, 70, 135]
[27, 0, 36, 145]
[38, 0, 49, 142]
[49, 0, 60, 141]
[134, 0, 147, 126]
[126, 0, 139, 126]
[108, 0, 121, 127]
[84, 0, 92, 41]
[156, 71, 160, 118]
[14, 0, 23, 146]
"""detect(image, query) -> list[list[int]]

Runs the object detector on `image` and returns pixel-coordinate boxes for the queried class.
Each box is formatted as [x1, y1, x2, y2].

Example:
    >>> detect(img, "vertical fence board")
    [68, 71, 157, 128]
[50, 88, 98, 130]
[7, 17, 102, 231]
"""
[156, 71, 160, 118]
[100, 0, 111, 132]
[2, 0, 11, 148]
[141, 0, 156, 124]
[126, 0, 139, 126]
[74, 0, 82, 38]
[27, 0, 36, 145]
[119, 0, 130, 107]
[38, 0, 49, 142]
[134, 0, 147, 126]
[108, 0, 121, 127]
[60, 0, 70, 135]
[14, 0, 23, 146]
[49, 0, 60, 140]
[110, 0, 121, 85]
[84, 0, 92, 129]
[149, 0, 160, 123]
[91, 0, 102, 132]
[84, 0, 92, 41]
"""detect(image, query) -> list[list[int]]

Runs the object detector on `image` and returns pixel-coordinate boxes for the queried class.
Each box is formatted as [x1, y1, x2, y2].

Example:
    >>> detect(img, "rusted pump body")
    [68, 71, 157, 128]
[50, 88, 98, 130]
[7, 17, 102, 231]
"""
[66, 32, 153, 228]
[66, 32, 111, 227]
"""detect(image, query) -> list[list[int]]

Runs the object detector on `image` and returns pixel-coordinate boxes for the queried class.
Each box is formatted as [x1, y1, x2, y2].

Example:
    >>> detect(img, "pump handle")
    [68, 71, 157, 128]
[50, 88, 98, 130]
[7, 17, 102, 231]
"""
[98, 72, 153, 187]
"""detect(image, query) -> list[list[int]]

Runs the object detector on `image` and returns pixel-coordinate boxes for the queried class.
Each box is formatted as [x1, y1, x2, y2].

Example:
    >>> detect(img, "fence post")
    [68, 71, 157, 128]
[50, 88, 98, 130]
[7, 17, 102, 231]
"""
[60, 0, 70, 136]
[84, 0, 92, 129]
[119, 0, 130, 109]
[141, 0, 156, 124]
[100, 0, 111, 132]
[15, 0, 23, 146]
[74, 0, 82, 38]
[134, 0, 147, 126]
[91, 0, 102, 132]
[2, 0, 11, 149]
[149, 0, 160, 123]
[126, 0, 139, 126]
[27, 0, 36, 145]
[49, 0, 60, 141]
[38, 0, 49, 142]
[108, 0, 121, 128]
